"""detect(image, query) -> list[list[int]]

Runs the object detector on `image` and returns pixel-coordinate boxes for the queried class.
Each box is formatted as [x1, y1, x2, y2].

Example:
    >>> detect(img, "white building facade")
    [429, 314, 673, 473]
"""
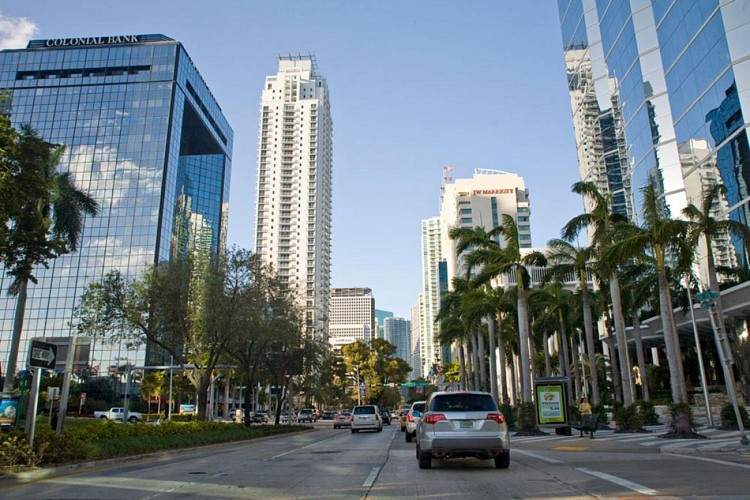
[410, 302, 423, 379]
[420, 217, 444, 378]
[328, 288, 375, 350]
[253, 54, 333, 340]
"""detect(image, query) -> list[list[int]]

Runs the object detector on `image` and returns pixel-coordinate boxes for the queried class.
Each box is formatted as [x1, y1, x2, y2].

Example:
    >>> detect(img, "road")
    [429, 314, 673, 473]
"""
[1, 421, 749, 499]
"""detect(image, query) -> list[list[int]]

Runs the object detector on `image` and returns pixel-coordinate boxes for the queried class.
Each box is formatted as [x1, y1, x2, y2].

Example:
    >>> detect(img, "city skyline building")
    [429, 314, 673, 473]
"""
[253, 54, 333, 341]
[375, 309, 394, 340]
[0, 34, 233, 372]
[557, 0, 750, 284]
[419, 217, 444, 378]
[410, 302, 423, 379]
[384, 316, 411, 369]
[327, 287, 375, 351]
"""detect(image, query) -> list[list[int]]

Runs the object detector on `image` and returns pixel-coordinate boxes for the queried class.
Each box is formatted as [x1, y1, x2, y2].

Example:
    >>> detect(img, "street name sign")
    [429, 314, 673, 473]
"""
[697, 291, 719, 301]
[29, 340, 57, 369]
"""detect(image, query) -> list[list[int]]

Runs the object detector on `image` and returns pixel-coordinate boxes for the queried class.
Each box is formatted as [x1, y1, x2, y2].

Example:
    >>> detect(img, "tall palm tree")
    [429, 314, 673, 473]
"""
[2, 126, 99, 392]
[563, 181, 635, 406]
[469, 215, 547, 403]
[610, 179, 692, 434]
[437, 282, 472, 390]
[543, 239, 604, 405]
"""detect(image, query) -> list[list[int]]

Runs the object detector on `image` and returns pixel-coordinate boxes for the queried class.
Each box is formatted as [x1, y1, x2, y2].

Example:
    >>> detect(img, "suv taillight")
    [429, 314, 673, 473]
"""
[486, 413, 505, 423]
[407, 412, 415, 422]
[424, 413, 447, 424]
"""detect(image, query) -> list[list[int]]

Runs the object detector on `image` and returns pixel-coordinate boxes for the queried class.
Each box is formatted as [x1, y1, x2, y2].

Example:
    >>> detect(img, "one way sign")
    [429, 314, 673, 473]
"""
[29, 340, 57, 369]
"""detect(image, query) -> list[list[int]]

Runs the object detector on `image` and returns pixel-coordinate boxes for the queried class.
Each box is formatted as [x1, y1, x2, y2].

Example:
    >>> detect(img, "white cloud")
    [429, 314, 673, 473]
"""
[0, 12, 38, 49]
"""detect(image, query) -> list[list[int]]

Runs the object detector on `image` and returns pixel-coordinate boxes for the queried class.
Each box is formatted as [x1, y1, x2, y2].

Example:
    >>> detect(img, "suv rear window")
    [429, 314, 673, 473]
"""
[353, 406, 376, 414]
[431, 394, 497, 412]
[411, 403, 425, 412]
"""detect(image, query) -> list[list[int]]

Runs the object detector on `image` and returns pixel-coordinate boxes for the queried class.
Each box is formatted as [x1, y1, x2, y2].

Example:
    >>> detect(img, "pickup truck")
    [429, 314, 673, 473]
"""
[93, 407, 143, 422]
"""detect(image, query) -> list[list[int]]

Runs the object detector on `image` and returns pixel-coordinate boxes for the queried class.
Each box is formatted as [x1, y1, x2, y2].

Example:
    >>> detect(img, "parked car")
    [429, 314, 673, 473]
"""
[351, 404, 383, 433]
[415, 391, 510, 469]
[380, 409, 391, 425]
[93, 407, 143, 423]
[405, 401, 426, 442]
[333, 411, 352, 429]
[298, 409, 316, 423]
[229, 408, 244, 421]
[252, 411, 269, 424]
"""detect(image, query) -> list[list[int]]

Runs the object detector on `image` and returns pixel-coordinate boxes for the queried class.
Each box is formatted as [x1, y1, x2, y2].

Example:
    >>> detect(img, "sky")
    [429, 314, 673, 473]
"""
[0, 1, 583, 318]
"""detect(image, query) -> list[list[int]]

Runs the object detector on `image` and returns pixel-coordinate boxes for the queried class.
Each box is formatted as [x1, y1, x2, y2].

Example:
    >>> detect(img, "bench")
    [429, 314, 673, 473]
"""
[570, 413, 602, 438]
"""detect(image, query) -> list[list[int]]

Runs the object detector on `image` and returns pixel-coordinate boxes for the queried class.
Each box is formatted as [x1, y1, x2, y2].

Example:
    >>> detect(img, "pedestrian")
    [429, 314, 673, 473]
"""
[578, 396, 591, 415]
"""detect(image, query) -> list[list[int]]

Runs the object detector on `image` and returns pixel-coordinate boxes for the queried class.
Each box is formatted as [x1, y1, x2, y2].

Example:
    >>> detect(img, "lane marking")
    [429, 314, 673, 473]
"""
[664, 453, 750, 469]
[552, 446, 588, 451]
[362, 466, 380, 487]
[576, 467, 657, 496]
[266, 434, 341, 460]
[512, 448, 563, 463]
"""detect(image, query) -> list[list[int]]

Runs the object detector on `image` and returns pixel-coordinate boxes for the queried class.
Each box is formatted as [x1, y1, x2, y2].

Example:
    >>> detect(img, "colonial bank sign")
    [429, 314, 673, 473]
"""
[26, 34, 171, 49]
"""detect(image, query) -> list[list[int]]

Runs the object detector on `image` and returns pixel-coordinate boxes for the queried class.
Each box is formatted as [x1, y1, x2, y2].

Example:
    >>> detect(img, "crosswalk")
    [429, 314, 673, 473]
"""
[511, 425, 748, 453]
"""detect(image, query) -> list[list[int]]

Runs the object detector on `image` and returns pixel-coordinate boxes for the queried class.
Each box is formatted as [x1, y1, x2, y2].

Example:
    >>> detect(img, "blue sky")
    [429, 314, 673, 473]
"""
[0, 1, 583, 318]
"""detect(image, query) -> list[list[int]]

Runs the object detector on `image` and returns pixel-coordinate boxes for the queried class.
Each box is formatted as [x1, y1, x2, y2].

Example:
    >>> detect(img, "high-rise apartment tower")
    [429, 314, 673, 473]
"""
[253, 54, 332, 340]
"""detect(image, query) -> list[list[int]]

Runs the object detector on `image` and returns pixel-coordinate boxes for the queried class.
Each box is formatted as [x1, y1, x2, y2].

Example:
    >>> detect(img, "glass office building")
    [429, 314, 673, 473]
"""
[0, 34, 232, 372]
[558, 0, 750, 281]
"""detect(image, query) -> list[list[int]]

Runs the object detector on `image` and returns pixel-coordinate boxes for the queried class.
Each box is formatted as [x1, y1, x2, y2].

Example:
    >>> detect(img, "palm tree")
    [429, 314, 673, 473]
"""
[543, 239, 604, 405]
[610, 179, 693, 435]
[620, 262, 657, 402]
[2, 126, 99, 392]
[437, 284, 470, 390]
[563, 181, 635, 406]
[468, 215, 547, 403]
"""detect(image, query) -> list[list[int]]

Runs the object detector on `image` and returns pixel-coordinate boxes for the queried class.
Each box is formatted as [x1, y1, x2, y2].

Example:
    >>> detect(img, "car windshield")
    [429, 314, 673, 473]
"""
[353, 406, 376, 414]
[431, 394, 497, 412]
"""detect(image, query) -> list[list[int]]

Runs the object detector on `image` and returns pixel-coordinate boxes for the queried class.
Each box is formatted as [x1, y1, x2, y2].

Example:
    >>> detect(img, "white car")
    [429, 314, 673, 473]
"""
[405, 401, 426, 442]
[351, 405, 383, 433]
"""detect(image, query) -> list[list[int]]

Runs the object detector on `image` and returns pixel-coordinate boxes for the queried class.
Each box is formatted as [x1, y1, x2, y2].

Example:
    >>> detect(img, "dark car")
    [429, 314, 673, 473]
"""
[320, 411, 336, 420]
[380, 409, 391, 425]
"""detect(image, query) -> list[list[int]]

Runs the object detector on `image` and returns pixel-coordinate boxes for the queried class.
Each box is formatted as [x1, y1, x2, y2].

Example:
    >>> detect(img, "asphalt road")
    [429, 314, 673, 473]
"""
[1, 421, 749, 499]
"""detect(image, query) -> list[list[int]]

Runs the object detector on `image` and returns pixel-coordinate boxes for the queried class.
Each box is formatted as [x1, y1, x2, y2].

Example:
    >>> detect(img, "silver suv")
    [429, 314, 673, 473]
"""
[415, 391, 509, 469]
[351, 404, 383, 433]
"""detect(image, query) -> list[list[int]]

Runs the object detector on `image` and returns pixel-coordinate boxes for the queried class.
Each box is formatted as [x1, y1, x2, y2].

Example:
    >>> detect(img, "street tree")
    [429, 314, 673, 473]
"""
[1, 125, 99, 392]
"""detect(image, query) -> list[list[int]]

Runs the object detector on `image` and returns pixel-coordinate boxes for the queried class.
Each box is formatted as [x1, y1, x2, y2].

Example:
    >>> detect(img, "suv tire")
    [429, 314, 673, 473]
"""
[405, 431, 413, 443]
[377, 427, 383, 432]
[494, 451, 510, 469]
[351, 429, 358, 433]
[418, 449, 432, 469]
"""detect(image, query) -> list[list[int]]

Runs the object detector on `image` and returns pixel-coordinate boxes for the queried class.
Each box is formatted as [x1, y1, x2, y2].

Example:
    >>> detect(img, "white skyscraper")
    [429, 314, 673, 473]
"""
[253, 54, 333, 340]
[328, 288, 375, 351]
[420, 217, 444, 377]
[410, 302, 423, 379]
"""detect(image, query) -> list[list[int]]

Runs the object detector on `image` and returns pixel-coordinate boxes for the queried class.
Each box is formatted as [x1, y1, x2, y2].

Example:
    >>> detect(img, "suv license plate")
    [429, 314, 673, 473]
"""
[460, 420, 473, 428]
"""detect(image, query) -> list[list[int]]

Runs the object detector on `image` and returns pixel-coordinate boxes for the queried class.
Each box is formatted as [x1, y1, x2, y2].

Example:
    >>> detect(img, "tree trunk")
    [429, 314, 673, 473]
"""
[581, 287, 601, 406]
[458, 339, 467, 391]
[558, 316, 574, 405]
[496, 313, 509, 404]
[610, 272, 634, 405]
[606, 334, 622, 405]
[570, 332, 581, 402]
[516, 278, 533, 403]
[656, 265, 688, 405]
[543, 330, 551, 377]
[508, 352, 518, 404]
[631, 312, 650, 402]
[197, 374, 210, 422]
[470, 333, 480, 391]
[477, 328, 487, 392]
[487, 315, 499, 402]
[3, 279, 28, 393]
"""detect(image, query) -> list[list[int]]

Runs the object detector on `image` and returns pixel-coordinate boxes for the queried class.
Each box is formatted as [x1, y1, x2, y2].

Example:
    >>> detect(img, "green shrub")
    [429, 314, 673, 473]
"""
[637, 400, 660, 425]
[614, 404, 643, 432]
[720, 403, 750, 429]
[0, 432, 44, 470]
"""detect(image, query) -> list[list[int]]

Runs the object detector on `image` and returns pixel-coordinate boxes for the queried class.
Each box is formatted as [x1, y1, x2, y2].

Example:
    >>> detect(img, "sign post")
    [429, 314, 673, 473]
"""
[26, 340, 58, 445]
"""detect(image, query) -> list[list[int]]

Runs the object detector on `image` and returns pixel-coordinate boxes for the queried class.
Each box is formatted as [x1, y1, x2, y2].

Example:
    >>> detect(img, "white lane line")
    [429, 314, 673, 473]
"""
[266, 434, 340, 460]
[513, 448, 563, 463]
[362, 466, 380, 488]
[576, 467, 657, 496]
[664, 453, 750, 469]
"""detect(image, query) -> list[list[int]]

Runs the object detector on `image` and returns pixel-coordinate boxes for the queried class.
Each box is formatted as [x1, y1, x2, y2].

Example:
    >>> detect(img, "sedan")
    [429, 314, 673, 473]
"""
[415, 391, 510, 469]
[333, 412, 352, 429]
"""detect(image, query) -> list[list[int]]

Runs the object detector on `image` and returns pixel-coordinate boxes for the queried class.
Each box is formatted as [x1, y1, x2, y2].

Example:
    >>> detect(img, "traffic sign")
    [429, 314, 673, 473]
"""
[29, 340, 57, 369]
[697, 291, 719, 301]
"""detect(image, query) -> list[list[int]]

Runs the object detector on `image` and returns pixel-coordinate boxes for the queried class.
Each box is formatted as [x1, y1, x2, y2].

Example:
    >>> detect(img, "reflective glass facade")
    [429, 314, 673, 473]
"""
[558, 0, 749, 279]
[0, 34, 232, 372]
